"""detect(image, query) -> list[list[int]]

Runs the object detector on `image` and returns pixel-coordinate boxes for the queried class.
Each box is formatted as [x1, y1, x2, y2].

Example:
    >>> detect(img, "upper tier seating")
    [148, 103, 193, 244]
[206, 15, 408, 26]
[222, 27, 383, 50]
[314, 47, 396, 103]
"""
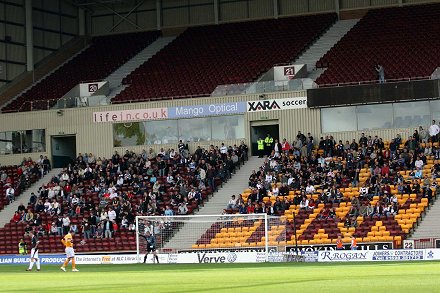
[112, 13, 337, 103]
[194, 137, 437, 250]
[2, 31, 160, 113]
[316, 4, 440, 86]
[0, 144, 248, 255]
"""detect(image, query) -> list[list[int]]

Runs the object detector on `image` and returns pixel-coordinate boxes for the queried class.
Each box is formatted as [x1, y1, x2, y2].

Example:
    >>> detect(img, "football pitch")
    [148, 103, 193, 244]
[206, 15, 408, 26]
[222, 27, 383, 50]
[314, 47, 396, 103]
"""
[1, 261, 439, 293]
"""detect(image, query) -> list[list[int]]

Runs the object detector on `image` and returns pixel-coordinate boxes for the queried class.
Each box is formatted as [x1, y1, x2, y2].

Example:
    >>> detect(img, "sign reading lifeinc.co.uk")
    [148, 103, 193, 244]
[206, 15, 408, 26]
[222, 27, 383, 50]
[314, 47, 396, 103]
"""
[247, 97, 307, 112]
[93, 108, 168, 123]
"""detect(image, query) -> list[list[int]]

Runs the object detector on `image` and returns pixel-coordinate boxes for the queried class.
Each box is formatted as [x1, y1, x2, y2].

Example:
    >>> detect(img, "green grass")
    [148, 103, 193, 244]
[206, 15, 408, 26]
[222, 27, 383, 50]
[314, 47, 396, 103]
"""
[1, 262, 440, 293]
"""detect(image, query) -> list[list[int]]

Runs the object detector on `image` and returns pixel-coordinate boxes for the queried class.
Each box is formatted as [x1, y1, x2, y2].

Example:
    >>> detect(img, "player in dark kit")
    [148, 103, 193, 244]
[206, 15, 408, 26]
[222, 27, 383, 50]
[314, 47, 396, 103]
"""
[26, 231, 40, 271]
[142, 231, 159, 263]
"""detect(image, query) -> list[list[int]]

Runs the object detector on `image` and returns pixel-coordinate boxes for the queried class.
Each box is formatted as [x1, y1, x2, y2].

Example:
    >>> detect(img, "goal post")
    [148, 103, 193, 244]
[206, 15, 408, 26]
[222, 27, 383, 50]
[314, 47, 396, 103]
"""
[135, 214, 287, 263]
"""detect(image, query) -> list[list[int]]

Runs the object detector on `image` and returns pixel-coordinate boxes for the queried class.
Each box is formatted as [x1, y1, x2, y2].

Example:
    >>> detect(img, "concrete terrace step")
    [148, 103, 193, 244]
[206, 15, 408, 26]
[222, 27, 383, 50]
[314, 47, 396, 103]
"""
[293, 19, 359, 80]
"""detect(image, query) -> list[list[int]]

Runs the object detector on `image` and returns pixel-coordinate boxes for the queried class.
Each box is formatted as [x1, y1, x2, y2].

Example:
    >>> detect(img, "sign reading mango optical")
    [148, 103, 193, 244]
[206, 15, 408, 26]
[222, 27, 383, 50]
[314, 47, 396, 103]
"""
[247, 97, 307, 112]
[169, 102, 246, 118]
[93, 108, 168, 123]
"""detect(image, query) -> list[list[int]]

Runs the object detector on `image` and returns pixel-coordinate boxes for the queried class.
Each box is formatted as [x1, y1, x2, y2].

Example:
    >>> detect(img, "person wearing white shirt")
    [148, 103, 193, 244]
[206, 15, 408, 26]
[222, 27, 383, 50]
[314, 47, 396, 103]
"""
[116, 175, 124, 186]
[265, 173, 273, 183]
[415, 158, 424, 169]
[220, 143, 228, 155]
[108, 208, 117, 222]
[429, 120, 440, 142]
[169, 149, 176, 159]
[60, 172, 69, 182]
[166, 175, 174, 184]
[272, 186, 279, 197]
[62, 215, 71, 234]
[143, 221, 154, 235]
[199, 168, 206, 181]
[71, 195, 79, 205]
[109, 191, 118, 199]
[53, 185, 61, 196]
[44, 199, 51, 212]
[227, 195, 238, 209]
[6, 186, 15, 203]
[299, 198, 309, 210]
[317, 157, 325, 167]
[108, 185, 116, 194]
[305, 184, 315, 194]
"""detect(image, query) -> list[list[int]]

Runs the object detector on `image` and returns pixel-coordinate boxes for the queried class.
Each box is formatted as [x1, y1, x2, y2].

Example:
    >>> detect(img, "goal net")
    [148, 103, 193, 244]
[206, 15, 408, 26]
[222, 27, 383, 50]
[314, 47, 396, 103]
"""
[135, 214, 287, 263]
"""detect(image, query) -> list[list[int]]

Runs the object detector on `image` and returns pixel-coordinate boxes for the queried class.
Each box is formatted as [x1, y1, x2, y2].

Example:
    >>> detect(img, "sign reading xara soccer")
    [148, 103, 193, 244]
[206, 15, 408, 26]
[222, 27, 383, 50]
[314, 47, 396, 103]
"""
[246, 97, 307, 113]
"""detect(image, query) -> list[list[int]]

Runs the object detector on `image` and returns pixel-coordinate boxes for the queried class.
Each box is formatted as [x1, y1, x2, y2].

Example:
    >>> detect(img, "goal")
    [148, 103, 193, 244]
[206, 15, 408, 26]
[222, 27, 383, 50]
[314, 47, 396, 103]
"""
[135, 214, 287, 263]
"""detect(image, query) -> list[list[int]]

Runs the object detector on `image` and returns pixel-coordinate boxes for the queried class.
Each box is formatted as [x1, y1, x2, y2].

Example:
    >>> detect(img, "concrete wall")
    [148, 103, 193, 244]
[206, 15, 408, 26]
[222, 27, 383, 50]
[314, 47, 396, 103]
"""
[0, 88, 418, 166]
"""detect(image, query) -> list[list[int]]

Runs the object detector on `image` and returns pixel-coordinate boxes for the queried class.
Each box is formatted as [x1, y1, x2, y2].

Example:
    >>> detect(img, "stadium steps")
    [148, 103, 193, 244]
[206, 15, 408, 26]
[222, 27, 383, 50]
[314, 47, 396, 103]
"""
[106, 36, 177, 100]
[0, 168, 62, 228]
[163, 156, 265, 250]
[293, 19, 359, 79]
[409, 194, 440, 239]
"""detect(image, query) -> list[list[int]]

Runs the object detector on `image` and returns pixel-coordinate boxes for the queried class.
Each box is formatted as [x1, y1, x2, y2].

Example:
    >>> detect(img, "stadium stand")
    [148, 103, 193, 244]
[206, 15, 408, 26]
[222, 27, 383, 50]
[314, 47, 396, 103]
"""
[111, 13, 337, 103]
[1, 31, 160, 113]
[0, 143, 248, 254]
[316, 3, 440, 85]
[194, 134, 437, 249]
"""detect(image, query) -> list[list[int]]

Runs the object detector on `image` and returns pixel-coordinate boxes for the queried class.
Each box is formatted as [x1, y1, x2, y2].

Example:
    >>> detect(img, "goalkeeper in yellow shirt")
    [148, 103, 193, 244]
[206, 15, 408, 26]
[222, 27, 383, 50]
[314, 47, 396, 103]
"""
[60, 229, 79, 272]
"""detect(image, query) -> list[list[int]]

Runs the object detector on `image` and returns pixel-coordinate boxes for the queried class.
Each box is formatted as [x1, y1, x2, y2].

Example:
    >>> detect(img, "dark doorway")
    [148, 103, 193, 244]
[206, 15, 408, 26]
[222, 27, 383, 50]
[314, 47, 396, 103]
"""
[250, 124, 279, 156]
[51, 135, 76, 168]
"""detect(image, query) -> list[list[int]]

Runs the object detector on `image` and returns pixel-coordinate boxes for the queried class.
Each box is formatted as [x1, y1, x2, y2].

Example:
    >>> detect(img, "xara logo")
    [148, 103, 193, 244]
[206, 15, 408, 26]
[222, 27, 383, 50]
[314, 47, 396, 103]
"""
[248, 100, 281, 112]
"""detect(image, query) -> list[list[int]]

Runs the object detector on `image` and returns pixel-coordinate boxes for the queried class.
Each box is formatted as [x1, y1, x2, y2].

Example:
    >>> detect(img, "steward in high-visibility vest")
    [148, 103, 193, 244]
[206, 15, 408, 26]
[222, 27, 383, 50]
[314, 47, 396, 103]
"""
[18, 239, 27, 255]
[264, 135, 273, 155]
[257, 138, 264, 158]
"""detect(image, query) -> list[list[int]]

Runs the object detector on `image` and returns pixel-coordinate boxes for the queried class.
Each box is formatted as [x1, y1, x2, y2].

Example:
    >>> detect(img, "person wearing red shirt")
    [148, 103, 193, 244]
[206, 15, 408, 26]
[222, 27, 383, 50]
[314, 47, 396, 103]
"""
[246, 203, 255, 214]
[12, 211, 21, 223]
[281, 139, 290, 154]
[381, 163, 390, 176]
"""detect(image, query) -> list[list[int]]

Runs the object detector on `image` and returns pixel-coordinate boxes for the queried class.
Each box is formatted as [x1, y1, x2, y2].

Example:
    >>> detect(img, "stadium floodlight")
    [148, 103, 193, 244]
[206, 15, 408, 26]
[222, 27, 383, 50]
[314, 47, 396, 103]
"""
[135, 214, 287, 263]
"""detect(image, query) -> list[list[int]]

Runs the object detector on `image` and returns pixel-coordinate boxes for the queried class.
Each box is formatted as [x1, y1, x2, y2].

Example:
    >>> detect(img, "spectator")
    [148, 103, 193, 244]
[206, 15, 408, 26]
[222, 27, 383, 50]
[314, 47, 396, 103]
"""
[6, 185, 15, 203]
[62, 214, 70, 235]
[178, 202, 188, 215]
[103, 217, 113, 239]
[227, 195, 238, 209]
[12, 211, 21, 223]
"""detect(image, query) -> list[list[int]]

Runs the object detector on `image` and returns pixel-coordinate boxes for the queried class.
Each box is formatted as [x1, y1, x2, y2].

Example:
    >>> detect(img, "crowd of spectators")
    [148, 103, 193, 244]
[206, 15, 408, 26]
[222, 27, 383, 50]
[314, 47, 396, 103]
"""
[15, 142, 248, 241]
[3, 155, 50, 205]
[226, 130, 438, 225]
